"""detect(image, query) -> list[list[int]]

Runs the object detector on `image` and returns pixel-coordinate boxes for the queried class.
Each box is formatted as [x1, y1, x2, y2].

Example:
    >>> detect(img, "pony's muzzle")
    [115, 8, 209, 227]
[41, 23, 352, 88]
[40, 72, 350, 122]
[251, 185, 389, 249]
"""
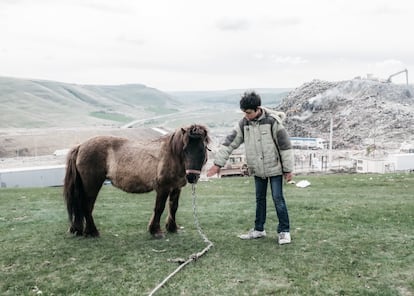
[186, 169, 201, 183]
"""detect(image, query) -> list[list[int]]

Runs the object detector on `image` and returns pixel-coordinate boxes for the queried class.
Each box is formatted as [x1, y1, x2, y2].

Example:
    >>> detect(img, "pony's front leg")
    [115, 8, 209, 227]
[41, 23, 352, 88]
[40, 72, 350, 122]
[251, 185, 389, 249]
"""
[166, 188, 181, 233]
[148, 189, 169, 238]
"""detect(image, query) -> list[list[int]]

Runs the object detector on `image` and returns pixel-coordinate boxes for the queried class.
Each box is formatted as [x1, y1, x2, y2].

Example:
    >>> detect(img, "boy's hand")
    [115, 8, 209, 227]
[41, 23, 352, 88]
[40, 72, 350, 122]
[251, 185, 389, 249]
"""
[207, 165, 220, 177]
[284, 172, 293, 182]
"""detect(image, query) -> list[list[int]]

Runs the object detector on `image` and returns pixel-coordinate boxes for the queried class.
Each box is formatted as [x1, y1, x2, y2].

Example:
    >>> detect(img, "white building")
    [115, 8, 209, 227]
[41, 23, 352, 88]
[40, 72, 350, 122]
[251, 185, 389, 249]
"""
[354, 153, 414, 173]
[290, 137, 326, 150]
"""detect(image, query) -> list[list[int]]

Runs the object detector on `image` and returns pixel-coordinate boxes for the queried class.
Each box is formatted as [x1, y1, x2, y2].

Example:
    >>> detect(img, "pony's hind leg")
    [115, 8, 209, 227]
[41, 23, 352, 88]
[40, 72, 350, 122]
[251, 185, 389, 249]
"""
[69, 213, 84, 236]
[84, 214, 99, 237]
[68, 186, 100, 237]
[68, 191, 85, 236]
[166, 188, 181, 233]
[83, 195, 100, 237]
[82, 183, 102, 237]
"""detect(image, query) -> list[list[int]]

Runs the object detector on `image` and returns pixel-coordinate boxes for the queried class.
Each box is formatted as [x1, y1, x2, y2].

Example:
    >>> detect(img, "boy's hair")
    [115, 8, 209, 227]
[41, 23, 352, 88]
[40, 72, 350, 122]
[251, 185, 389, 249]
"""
[240, 91, 261, 111]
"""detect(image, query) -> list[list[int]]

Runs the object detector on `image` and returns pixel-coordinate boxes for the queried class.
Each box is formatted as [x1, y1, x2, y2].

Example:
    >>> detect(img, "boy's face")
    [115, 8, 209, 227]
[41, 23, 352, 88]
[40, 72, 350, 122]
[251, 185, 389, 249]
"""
[243, 108, 260, 121]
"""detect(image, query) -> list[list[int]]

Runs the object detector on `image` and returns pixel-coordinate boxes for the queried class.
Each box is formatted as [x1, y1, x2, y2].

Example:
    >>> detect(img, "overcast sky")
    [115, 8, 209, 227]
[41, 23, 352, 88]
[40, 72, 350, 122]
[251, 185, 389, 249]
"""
[1, 0, 413, 91]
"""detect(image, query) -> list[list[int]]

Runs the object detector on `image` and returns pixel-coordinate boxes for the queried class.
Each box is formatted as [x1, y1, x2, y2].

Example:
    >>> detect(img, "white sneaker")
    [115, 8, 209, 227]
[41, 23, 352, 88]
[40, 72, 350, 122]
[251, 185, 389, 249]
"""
[278, 232, 291, 245]
[238, 229, 266, 240]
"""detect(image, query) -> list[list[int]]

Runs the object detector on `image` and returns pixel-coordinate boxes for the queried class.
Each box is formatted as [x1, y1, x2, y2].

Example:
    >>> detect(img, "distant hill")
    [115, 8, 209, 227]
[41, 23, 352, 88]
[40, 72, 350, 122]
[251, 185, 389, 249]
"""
[0, 76, 290, 129]
[166, 88, 291, 134]
[0, 76, 180, 128]
[169, 88, 291, 108]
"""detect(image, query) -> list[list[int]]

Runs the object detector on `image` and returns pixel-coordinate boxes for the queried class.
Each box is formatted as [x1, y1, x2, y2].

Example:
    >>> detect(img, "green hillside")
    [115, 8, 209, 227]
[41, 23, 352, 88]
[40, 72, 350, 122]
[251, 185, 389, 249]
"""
[0, 77, 179, 128]
[0, 76, 290, 129]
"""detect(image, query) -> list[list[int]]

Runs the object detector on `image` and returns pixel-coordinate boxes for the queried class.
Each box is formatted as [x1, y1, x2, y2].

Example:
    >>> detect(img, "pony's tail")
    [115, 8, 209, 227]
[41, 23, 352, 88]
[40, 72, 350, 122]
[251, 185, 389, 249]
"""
[63, 145, 83, 229]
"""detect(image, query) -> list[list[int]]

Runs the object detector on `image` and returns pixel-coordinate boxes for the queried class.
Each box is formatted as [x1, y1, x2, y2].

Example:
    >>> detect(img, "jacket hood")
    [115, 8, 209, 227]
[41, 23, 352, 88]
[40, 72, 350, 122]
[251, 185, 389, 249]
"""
[261, 107, 286, 123]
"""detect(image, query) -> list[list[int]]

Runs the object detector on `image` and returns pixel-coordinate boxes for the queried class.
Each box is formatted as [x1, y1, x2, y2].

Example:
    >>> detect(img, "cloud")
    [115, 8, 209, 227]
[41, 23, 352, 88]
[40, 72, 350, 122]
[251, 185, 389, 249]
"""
[216, 17, 250, 31]
[271, 56, 308, 65]
[375, 59, 404, 68]
[267, 16, 301, 27]
[253, 53, 308, 65]
[116, 35, 146, 46]
[75, 0, 135, 14]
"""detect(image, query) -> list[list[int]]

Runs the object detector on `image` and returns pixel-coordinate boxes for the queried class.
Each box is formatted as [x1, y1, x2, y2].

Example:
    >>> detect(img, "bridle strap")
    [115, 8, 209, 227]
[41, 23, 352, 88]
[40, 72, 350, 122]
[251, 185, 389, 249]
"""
[186, 169, 202, 175]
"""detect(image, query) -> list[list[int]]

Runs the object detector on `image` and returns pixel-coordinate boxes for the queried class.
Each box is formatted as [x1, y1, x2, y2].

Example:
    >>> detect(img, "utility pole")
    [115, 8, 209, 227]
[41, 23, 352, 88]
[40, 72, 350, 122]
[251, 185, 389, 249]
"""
[328, 113, 333, 167]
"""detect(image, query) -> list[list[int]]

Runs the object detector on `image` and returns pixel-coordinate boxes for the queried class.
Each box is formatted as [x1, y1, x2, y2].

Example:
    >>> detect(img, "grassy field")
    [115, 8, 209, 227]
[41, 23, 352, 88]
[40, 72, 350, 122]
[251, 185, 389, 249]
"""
[1, 173, 413, 295]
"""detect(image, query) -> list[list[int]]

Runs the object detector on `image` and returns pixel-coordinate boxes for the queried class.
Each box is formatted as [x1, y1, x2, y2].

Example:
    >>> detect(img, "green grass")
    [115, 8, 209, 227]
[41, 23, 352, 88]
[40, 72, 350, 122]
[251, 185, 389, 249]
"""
[89, 111, 134, 123]
[1, 173, 413, 295]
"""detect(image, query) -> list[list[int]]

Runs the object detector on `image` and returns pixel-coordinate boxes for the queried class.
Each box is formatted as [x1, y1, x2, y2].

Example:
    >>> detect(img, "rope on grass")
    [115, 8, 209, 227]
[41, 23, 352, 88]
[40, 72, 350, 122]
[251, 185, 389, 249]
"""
[148, 183, 214, 296]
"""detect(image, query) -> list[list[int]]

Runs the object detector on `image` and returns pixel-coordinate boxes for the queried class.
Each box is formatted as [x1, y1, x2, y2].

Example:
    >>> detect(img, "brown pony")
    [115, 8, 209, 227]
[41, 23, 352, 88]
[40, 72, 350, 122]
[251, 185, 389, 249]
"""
[63, 124, 210, 238]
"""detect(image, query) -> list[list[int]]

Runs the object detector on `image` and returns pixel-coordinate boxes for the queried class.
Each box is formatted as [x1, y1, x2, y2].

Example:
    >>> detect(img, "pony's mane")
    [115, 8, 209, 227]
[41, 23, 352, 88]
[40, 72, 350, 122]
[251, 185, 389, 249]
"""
[167, 124, 210, 156]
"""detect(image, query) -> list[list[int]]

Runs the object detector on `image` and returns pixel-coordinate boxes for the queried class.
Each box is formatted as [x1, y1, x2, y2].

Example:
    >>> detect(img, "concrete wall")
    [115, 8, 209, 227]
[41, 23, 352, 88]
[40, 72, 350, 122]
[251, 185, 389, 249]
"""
[0, 165, 66, 188]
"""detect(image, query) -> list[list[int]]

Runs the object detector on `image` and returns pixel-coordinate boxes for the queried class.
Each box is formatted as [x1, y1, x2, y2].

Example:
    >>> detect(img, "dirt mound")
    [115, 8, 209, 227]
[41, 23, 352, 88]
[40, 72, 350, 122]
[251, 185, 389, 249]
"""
[277, 79, 414, 149]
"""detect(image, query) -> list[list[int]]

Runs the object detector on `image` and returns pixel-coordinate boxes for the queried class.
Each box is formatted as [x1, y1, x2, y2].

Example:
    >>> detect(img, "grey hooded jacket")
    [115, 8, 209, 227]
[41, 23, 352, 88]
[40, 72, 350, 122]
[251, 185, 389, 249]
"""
[213, 107, 293, 178]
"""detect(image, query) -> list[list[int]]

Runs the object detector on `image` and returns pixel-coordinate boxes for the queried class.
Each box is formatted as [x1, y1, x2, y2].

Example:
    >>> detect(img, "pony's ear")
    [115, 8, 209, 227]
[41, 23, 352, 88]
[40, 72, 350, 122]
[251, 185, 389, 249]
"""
[180, 127, 189, 150]
[201, 126, 211, 146]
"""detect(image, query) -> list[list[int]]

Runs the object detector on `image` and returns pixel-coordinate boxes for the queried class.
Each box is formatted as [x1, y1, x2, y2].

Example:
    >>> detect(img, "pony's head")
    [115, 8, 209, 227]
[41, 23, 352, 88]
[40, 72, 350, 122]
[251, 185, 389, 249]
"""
[172, 124, 210, 183]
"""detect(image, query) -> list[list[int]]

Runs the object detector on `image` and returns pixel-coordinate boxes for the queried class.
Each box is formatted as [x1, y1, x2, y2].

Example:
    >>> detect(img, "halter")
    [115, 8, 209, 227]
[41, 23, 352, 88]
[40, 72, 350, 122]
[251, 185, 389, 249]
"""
[184, 155, 207, 176]
[185, 169, 202, 175]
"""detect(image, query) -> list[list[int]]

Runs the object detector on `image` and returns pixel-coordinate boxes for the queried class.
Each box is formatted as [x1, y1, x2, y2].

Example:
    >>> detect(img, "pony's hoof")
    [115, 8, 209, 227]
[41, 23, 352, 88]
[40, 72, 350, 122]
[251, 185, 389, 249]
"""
[152, 231, 165, 239]
[84, 229, 100, 238]
[68, 226, 83, 236]
[166, 224, 178, 233]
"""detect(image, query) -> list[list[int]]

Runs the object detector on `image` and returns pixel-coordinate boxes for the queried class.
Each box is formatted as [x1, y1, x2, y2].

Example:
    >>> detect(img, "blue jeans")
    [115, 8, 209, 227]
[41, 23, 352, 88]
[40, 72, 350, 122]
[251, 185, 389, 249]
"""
[254, 175, 290, 233]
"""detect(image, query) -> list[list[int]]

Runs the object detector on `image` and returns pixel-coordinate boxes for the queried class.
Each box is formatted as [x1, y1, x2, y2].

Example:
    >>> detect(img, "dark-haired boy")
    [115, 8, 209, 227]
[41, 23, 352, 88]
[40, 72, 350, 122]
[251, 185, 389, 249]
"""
[207, 91, 293, 245]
